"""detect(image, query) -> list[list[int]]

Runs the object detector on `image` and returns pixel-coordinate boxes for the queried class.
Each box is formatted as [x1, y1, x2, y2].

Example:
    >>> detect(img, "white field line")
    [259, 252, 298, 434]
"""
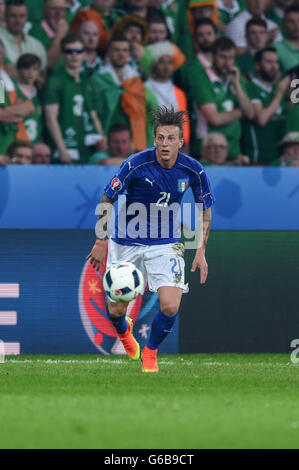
[201, 361, 291, 367]
[3, 359, 291, 366]
[4, 358, 186, 365]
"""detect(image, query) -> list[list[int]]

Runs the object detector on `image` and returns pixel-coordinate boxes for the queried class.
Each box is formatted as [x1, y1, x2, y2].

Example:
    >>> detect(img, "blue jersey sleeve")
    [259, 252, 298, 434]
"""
[104, 158, 134, 201]
[190, 163, 215, 210]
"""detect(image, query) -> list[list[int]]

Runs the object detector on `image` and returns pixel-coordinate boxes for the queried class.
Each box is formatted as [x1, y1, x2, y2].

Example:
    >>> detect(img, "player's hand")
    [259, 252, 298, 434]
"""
[267, 27, 280, 45]
[191, 250, 208, 284]
[56, 19, 69, 40]
[0, 155, 9, 167]
[229, 66, 240, 86]
[59, 150, 73, 164]
[233, 154, 251, 165]
[276, 75, 291, 98]
[130, 43, 144, 61]
[86, 239, 106, 271]
[97, 136, 108, 152]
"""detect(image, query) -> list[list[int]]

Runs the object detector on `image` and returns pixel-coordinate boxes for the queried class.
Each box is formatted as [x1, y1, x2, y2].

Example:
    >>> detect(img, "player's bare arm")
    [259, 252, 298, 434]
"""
[253, 76, 290, 127]
[191, 207, 212, 284]
[200, 103, 242, 127]
[0, 100, 35, 122]
[44, 104, 73, 163]
[229, 66, 255, 120]
[86, 193, 114, 271]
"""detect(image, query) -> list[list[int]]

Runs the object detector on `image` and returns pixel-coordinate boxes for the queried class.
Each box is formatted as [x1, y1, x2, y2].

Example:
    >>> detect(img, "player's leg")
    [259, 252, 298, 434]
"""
[142, 286, 182, 372]
[149, 285, 182, 347]
[105, 239, 145, 360]
[107, 299, 140, 360]
[142, 243, 187, 372]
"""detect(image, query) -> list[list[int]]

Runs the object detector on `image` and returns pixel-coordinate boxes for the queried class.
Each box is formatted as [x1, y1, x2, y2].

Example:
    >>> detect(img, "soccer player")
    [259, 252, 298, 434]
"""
[86, 106, 215, 372]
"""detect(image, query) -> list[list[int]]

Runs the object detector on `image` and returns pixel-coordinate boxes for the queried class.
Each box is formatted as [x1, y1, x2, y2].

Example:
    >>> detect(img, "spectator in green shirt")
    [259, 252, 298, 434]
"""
[236, 16, 268, 81]
[29, 0, 69, 71]
[91, 0, 126, 30]
[32, 142, 52, 164]
[242, 47, 291, 164]
[0, 1, 47, 71]
[15, 53, 43, 144]
[217, 0, 246, 36]
[7, 140, 33, 165]
[275, 6, 299, 73]
[89, 123, 134, 165]
[189, 37, 254, 158]
[199, 131, 250, 165]
[271, 132, 299, 166]
[194, 18, 218, 71]
[44, 33, 107, 164]
[177, 18, 217, 97]
[147, 11, 170, 44]
[77, 20, 103, 76]
[265, 0, 294, 33]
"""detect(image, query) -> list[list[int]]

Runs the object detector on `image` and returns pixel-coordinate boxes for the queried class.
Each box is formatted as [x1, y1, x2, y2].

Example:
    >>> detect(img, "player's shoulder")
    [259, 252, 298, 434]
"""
[123, 147, 156, 167]
[45, 68, 65, 86]
[178, 152, 207, 175]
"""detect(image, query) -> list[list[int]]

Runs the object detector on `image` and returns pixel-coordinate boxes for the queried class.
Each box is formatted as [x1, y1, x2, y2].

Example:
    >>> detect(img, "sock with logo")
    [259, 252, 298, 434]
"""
[106, 302, 128, 335]
[147, 309, 177, 350]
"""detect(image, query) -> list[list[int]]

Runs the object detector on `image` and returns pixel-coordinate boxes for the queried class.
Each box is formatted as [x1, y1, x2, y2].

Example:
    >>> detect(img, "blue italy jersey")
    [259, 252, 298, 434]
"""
[104, 147, 215, 246]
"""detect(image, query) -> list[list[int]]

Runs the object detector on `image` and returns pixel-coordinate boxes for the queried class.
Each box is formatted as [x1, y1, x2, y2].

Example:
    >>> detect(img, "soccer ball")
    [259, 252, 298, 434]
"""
[103, 262, 144, 302]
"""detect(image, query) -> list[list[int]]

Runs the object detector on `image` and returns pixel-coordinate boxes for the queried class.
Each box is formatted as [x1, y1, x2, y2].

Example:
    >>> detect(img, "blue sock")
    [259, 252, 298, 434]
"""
[106, 302, 128, 335]
[147, 309, 177, 350]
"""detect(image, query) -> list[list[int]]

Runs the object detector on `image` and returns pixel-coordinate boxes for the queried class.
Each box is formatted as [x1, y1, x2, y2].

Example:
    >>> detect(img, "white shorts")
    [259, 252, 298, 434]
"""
[107, 239, 189, 295]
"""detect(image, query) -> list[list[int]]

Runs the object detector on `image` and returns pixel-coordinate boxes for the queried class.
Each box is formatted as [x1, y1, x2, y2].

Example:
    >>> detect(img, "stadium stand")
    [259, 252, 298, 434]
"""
[0, 0, 298, 166]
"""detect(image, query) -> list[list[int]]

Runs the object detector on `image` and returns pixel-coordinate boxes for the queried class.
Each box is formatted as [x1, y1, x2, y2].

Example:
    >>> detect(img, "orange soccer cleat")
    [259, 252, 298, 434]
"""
[142, 345, 159, 373]
[118, 316, 140, 360]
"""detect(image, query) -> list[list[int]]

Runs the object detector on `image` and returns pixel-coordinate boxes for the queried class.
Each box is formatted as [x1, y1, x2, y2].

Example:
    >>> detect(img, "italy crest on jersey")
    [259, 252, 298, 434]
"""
[178, 178, 189, 193]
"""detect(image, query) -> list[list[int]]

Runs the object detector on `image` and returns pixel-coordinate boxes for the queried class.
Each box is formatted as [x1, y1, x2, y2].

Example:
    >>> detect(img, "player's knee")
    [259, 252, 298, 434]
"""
[108, 301, 128, 318]
[160, 302, 179, 317]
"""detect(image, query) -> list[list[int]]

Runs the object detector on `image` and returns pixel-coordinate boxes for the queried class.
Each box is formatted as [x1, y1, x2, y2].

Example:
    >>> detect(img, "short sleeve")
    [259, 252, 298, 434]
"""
[190, 165, 216, 210]
[104, 158, 134, 200]
[192, 71, 215, 106]
[42, 76, 61, 105]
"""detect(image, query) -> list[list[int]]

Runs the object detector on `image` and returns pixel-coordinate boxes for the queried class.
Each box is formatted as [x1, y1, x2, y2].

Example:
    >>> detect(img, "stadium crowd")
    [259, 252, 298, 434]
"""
[0, 0, 299, 168]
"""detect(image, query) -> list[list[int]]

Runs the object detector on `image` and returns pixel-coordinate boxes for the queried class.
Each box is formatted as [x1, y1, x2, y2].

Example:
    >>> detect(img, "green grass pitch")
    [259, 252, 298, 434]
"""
[0, 354, 299, 449]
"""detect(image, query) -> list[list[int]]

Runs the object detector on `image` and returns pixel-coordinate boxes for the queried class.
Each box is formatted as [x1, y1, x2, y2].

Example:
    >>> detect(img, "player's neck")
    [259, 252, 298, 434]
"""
[152, 76, 171, 84]
[287, 37, 299, 48]
[156, 151, 178, 169]
[256, 74, 274, 88]
[65, 65, 81, 81]
[18, 82, 35, 95]
[84, 50, 97, 64]
[248, 45, 259, 57]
